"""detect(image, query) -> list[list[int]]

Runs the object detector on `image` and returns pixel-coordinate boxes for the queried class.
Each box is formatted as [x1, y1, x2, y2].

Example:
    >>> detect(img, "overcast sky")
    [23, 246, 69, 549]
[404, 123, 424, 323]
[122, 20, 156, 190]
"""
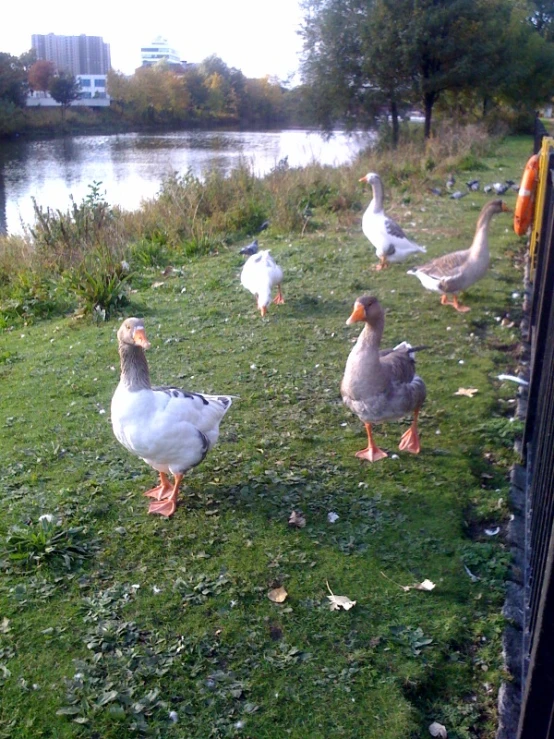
[2, 0, 305, 81]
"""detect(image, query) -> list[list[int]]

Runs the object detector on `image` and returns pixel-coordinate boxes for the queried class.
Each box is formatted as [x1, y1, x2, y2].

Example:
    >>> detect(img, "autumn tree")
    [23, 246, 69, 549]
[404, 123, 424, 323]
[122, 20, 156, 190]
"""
[28, 59, 56, 96]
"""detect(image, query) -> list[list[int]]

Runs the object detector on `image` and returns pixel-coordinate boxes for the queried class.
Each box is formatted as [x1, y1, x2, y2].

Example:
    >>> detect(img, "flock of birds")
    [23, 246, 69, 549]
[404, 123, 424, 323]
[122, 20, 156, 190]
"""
[111, 171, 512, 516]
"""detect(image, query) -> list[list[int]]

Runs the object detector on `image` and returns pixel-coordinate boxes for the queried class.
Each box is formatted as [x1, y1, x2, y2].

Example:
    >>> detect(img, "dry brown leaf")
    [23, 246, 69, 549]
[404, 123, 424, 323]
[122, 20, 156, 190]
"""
[381, 571, 436, 592]
[268, 586, 288, 604]
[454, 387, 479, 397]
[288, 510, 306, 528]
[326, 581, 356, 611]
[429, 721, 448, 737]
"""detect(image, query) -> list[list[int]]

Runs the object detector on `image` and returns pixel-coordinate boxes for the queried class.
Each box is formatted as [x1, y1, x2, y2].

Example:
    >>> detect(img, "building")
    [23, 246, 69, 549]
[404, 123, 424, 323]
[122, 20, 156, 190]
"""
[140, 37, 181, 68]
[31, 33, 111, 76]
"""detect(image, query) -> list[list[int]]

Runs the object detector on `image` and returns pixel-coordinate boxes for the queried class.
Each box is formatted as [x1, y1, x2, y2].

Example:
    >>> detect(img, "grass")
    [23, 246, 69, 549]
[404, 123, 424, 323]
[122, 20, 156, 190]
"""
[0, 133, 531, 738]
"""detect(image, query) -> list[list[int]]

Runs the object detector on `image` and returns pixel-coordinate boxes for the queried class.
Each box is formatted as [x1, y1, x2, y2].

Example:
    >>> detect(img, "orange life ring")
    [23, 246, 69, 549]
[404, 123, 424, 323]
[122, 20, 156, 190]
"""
[514, 154, 539, 236]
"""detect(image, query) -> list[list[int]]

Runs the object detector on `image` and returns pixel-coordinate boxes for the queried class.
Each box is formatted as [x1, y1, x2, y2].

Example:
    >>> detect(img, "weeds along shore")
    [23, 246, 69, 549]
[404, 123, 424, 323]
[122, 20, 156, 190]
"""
[0, 122, 506, 326]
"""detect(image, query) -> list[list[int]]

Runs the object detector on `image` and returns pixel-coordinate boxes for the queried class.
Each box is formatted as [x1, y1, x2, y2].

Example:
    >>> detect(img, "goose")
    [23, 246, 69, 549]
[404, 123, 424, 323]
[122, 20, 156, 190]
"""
[359, 173, 426, 270]
[407, 199, 510, 312]
[341, 296, 426, 462]
[111, 318, 233, 517]
[240, 249, 284, 317]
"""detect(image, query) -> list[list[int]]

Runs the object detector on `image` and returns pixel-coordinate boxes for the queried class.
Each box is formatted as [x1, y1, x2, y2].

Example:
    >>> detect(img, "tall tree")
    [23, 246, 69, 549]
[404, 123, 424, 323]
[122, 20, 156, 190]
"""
[0, 51, 30, 108]
[49, 72, 81, 120]
[300, 0, 512, 140]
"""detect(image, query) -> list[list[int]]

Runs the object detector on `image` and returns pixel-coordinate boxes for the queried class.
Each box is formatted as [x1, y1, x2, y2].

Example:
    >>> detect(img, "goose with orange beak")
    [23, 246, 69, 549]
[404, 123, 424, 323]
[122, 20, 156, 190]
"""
[341, 296, 426, 462]
[359, 172, 426, 270]
[111, 318, 233, 517]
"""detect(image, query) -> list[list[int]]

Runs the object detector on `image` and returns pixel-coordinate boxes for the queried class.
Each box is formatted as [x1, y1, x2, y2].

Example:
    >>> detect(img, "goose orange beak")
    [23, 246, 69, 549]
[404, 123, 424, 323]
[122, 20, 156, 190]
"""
[501, 202, 511, 213]
[133, 327, 151, 349]
[346, 301, 366, 325]
[359, 175, 369, 183]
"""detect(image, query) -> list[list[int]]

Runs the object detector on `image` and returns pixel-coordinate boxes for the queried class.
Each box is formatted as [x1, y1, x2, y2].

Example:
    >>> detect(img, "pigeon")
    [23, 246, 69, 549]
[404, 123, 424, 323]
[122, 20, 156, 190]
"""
[258, 220, 270, 232]
[240, 239, 259, 256]
[450, 191, 468, 200]
[484, 184, 493, 194]
[466, 179, 480, 191]
[446, 174, 456, 190]
[429, 187, 443, 196]
[493, 182, 509, 195]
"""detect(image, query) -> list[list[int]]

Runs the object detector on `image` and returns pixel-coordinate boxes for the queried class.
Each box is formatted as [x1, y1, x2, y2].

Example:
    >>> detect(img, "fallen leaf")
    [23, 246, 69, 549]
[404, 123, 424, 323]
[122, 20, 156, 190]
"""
[429, 721, 448, 737]
[414, 579, 436, 591]
[151, 281, 165, 289]
[288, 510, 306, 528]
[326, 581, 356, 611]
[268, 586, 288, 604]
[381, 571, 436, 592]
[454, 388, 478, 397]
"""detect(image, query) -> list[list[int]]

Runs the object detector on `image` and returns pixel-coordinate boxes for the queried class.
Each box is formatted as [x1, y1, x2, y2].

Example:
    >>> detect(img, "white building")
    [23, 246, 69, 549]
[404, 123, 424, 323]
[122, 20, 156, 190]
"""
[140, 37, 181, 67]
[27, 75, 110, 107]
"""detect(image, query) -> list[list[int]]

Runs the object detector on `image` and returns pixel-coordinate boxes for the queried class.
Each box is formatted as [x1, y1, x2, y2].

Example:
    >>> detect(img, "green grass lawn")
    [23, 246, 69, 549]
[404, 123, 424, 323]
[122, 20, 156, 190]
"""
[0, 136, 531, 738]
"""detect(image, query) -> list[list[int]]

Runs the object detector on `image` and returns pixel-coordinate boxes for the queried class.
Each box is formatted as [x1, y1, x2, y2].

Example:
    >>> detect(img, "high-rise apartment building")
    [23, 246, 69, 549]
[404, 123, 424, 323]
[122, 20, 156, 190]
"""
[31, 34, 111, 75]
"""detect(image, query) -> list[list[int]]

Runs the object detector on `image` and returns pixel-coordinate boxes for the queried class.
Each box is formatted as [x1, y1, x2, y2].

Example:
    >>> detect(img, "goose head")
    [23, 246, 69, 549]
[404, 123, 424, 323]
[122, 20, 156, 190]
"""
[346, 295, 383, 326]
[117, 317, 151, 350]
[359, 172, 380, 185]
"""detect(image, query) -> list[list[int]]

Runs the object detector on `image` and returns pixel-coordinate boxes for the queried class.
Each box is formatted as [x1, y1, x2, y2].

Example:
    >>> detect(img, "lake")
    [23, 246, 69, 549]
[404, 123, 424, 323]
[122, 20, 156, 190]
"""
[0, 129, 373, 236]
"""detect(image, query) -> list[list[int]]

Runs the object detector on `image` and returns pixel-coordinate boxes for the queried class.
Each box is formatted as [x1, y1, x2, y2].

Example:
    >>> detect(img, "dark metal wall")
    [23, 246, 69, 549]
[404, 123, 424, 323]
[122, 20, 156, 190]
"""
[517, 142, 554, 738]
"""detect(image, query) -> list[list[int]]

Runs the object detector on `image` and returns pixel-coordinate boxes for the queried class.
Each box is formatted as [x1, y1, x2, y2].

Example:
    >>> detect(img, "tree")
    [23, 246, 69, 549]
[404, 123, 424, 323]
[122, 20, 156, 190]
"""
[300, 0, 513, 140]
[49, 72, 81, 120]
[28, 60, 56, 96]
[0, 51, 30, 108]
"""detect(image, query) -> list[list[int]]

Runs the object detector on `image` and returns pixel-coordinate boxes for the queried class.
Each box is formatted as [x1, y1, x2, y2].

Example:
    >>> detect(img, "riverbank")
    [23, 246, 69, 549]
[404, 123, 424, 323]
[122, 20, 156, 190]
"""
[0, 131, 532, 737]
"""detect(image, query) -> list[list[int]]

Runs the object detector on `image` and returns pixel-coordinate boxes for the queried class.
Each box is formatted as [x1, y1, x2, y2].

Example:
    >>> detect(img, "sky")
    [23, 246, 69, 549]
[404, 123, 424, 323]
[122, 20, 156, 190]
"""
[2, 0, 305, 82]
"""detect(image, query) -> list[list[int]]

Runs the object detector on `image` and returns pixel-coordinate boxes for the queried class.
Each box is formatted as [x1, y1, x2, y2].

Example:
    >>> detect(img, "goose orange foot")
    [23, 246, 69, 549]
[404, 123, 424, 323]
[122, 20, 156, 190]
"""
[355, 423, 388, 462]
[398, 426, 421, 454]
[440, 294, 470, 313]
[355, 447, 388, 462]
[273, 287, 285, 304]
[143, 472, 172, 500]
[146, 473, 183, 517]
[373, 258, 389, 271]
[148, 497, 177, 517]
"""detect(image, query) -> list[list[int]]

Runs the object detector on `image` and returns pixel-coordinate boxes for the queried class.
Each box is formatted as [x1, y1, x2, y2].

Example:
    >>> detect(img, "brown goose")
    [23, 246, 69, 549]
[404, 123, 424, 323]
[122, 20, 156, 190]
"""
[111, 318, 233, 517]
[407, 199, 510, 312]
[341, 296, 426, 462]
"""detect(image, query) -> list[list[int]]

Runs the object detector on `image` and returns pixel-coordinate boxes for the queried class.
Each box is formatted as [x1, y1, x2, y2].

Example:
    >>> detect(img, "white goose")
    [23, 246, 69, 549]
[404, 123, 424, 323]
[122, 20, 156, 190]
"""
[359, 172, 426, 270]
[240, 249, 284, 317]
[111, 318, 233, 517]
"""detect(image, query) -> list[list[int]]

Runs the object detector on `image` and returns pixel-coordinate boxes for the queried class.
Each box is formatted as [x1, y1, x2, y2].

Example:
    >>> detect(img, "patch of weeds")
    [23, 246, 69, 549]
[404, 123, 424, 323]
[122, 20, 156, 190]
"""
[61, 246, 131, 319]
[2, 519, 93, 571]
[475, 417, 524, 448]
[456, 154, 490, 171]
[388, 626, 434, 657]
[0, 272, 62, 323]
[460, 542, 510, 590]
[130, 238, 169, 268]
[173, 572, 234, 605]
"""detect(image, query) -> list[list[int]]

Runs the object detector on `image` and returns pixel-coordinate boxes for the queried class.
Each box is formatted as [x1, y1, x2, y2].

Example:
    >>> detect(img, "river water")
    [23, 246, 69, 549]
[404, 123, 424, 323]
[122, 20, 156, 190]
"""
[0, 129, 373, 236]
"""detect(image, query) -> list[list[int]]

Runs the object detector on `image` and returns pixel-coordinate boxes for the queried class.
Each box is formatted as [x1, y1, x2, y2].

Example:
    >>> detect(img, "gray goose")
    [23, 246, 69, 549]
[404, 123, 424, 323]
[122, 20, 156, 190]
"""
[341, 296, 426, 462]
[407, 199, 510, 312]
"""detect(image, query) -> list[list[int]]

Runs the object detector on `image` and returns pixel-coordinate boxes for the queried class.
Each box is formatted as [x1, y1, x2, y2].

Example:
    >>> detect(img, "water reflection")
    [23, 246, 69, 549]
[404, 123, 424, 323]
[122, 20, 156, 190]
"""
[0, 129, 372, 235]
